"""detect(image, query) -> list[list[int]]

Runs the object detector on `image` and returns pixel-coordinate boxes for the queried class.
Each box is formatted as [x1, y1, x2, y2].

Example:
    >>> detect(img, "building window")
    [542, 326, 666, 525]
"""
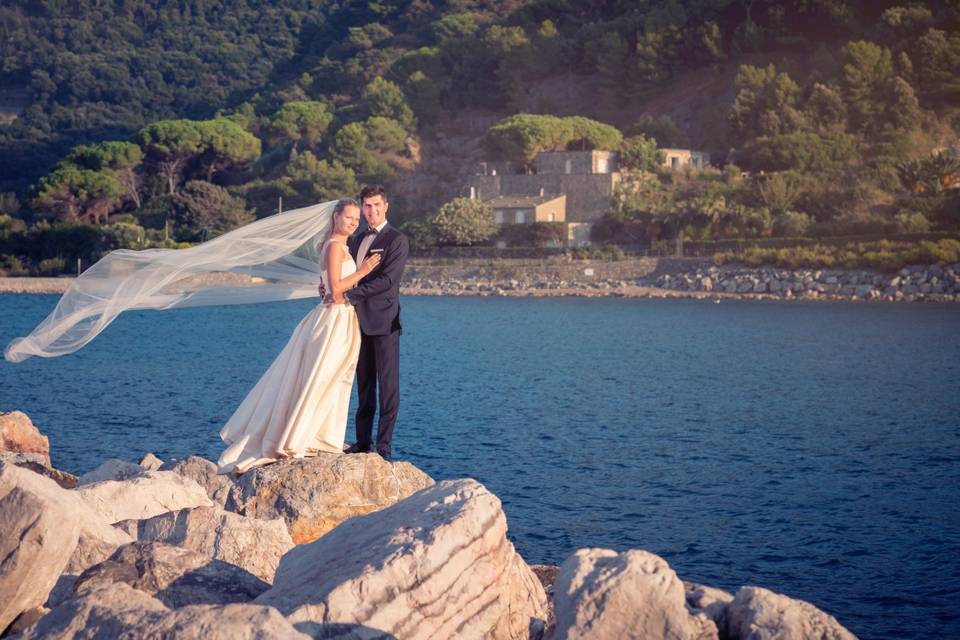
[516, 210, 526, 224]
[546, 212, 554, 222]
[494, 210, 504, 224]
[564, 159, 572, 174]
[670, 156, 679, 169]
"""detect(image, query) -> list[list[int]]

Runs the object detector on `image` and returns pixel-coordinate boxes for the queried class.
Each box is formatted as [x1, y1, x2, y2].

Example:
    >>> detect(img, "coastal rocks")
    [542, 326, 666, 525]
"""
[255, 478, 549, 640]
[552, 548, 717, 640]
[160, 455, 233, 508]
[0, 484, 81, 632]
[0, 410, 50, 466]
[20, 581, 309, 640]
[723, 586, 857, 640]
[76, 470, 213, 524]
[0, 461, 132, 576]
[649, 263, 960, 302]
[72, 541, 270, 608]
[227, 452, 434, 544]
[136, 506, 294, 583]
[16, 583, 169, 639]
[77, 458, 144, 485]
[139, 452, 164, 471]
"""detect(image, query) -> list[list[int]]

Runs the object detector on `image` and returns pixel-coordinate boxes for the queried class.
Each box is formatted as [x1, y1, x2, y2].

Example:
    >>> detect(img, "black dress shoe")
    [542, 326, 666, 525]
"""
[376, 448, 392, 462]
[345, 443, 371, 454]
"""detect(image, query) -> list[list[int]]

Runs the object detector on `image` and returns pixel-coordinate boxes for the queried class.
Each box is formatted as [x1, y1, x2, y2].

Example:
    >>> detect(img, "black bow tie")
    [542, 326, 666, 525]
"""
[365, 227, 379, 235]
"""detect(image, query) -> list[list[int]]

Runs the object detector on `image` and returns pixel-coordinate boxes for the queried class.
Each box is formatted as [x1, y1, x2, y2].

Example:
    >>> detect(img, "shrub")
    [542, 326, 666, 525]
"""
[0, 254, 25, 276]
[894, 211, 931, 233]
[773, 211, 813, 236]
[432, 197, 496, 246]
[38, 257, 67, 276]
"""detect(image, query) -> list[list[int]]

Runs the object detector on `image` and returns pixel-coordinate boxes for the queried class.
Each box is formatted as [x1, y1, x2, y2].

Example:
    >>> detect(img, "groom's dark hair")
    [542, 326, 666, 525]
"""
[360, 185, 387, 202]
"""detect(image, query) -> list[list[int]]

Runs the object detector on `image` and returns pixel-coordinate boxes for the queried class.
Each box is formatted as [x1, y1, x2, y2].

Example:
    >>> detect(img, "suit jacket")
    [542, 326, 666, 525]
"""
[345, 223, 409, 336]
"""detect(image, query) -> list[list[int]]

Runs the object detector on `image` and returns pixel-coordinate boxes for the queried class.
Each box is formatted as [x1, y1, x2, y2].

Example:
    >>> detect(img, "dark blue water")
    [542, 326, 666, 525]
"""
[2, 294, 958, 639]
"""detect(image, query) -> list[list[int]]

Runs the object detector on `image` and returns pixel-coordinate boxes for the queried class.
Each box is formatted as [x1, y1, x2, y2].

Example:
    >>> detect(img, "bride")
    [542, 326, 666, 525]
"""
[217, 199, 380, 475]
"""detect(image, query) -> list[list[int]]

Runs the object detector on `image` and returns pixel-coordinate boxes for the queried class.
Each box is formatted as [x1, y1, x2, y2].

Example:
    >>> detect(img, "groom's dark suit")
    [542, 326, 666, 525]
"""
[345, 223, 409, 459]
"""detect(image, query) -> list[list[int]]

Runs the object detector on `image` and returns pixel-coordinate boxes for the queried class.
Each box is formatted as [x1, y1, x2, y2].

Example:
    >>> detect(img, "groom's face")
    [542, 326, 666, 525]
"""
[362, 195, 388, 229]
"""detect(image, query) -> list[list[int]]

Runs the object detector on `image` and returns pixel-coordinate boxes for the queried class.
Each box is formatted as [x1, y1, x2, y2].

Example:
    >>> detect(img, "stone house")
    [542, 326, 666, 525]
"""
[466, 150, 621, 245]
[487, 193, 566, 225]
[660, 148, 710, 170]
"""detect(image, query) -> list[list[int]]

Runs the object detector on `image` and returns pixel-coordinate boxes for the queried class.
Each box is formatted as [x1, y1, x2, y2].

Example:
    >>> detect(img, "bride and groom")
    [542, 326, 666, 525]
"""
[217, 185, 410, 475]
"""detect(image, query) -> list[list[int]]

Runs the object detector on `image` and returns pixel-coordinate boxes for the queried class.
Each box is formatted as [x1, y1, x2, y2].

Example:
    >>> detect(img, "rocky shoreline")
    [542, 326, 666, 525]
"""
[0, 410, 859, 639]
[3, 262, 960, 302]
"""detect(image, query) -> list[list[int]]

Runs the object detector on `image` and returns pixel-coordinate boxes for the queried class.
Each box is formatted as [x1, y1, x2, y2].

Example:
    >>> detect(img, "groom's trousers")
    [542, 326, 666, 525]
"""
[355, 327, 400, 457]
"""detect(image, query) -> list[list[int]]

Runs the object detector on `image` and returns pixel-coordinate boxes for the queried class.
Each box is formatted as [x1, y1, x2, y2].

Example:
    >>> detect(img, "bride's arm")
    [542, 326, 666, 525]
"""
[326, 242, 380, 298]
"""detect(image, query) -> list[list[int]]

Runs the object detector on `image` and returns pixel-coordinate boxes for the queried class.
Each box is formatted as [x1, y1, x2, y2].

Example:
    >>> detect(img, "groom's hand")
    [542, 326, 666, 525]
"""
[318, 282, 327, 297]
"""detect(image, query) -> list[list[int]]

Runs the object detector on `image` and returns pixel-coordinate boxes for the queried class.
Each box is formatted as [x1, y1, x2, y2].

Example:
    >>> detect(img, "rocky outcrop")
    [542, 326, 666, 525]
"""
[77, 458, 145, 486]
[723, 586, 857, 640]
[227, 452, 434, 544]
[0, 411, 50, 467]
[16, 582, 310, 640]
[72, 541, 270, 608]
[0, 462, 131, 575]
[161, 455, 233, 508]
[255, 478, 548, 640]
[136, 506, 294, 583]
[553, 548, 718, 640]
[0, 484, 80, 633]
[76, 470, 213, 523]
[685, 581, 735, 627]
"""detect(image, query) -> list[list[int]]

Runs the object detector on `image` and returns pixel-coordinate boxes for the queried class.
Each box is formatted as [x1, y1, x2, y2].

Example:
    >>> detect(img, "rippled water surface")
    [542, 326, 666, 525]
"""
[2, 294, 959, 639]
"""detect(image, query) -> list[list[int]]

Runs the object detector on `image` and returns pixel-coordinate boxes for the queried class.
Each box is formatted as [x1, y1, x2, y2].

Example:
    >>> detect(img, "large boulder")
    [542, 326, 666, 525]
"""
[17, 583, 310, 640]
[255, 478, 548, 640]
[161, 455, 234, 508]
[15, 583, 168, 639]
[137, 506, 294, 583]
[73, 541, 270, 608]
[227, 453, 434, 544]
[0, 411, 50, 467]
[76, 470, 213, 523]
[552, 548, 718, 640]
[76, 458, 145, 486]
[0, 485, 80, 633]
[0, 462, 131, 575]
[128, 602, 312, 639]
[685, 581, 734, 627]
[723, 586, 858, 640]
[6, 458, 77, 489]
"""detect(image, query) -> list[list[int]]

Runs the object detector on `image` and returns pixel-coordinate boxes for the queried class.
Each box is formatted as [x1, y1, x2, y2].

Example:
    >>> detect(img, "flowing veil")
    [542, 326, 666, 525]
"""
[4, 200, 338, 363]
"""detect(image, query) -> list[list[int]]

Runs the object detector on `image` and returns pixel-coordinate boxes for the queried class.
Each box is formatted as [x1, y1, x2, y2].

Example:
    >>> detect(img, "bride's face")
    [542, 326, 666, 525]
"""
[335, 206, 361, 235]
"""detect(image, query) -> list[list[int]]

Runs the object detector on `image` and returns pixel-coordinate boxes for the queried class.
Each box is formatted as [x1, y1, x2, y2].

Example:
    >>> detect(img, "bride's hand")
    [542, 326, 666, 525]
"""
[359, 253, 381, 275]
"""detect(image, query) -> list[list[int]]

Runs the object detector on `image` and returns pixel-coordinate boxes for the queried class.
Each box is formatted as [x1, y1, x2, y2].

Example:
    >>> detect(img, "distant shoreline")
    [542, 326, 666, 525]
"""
[2, 276, 957, 303]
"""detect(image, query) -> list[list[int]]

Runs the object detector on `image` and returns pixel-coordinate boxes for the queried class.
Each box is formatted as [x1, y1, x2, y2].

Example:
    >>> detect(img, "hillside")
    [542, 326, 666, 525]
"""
[0, 0, 958, 272]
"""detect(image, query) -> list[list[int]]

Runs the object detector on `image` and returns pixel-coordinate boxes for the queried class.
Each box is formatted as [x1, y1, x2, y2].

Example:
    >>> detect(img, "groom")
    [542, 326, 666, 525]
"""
[337, 185, 409, 461]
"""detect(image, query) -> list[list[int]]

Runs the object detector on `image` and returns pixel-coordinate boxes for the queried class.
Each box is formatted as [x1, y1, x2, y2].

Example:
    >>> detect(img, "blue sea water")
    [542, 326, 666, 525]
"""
[1, 294, 958, 639]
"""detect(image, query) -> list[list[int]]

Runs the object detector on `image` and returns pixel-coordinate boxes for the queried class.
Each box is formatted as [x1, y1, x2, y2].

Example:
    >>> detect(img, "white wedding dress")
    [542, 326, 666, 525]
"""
[217, 240, 361, 474]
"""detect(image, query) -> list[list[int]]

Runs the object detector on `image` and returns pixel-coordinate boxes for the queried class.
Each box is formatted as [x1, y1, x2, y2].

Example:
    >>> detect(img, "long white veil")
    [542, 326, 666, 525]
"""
[4, 200, 338, 363]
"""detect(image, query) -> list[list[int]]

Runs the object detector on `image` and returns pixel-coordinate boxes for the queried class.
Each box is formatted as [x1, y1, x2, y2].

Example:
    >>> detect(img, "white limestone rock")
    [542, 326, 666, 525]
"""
[227, 452, 434, 544]
[76, 458, 144, 486]
[160, 455, 233, 508]
[72, 541, 270, 608]
[15, 582, 169, 639]
[137, 505, 294, 583]
[255, 478, 548, 640]
[0, 411, 50, 467]
[138, 452, 164, 471]
[723, 586, 858, 640]
[131, 602, 311, 639]
[0, 485, 80, 632]
[76, 469, 213, 523]
[553, 548, 718, 640]
[0, 462, 131, 577]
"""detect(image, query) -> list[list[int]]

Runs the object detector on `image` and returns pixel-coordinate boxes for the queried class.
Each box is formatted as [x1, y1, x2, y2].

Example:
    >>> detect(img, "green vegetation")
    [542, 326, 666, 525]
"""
[432, 198, 497, 246]
[0, 0, 958, 272]
[715, 239, 960, 272]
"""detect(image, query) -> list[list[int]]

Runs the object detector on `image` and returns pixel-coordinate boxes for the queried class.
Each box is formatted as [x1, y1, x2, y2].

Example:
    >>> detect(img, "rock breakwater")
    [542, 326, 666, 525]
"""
[0, 411, 861, 639]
